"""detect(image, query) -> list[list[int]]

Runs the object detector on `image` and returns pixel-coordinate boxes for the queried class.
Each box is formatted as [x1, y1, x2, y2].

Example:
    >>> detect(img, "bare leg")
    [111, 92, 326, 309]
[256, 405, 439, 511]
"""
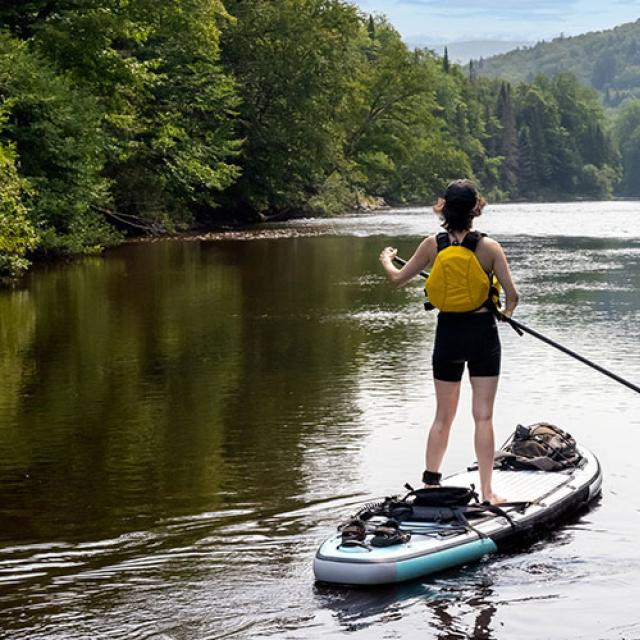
[425, 379, 462, 482]
[470, 375, 504, 504]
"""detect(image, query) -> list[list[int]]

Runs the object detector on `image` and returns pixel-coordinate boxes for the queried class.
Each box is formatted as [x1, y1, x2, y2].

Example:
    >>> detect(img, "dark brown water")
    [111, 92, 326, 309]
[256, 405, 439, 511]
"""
[1, 202, 640, 639]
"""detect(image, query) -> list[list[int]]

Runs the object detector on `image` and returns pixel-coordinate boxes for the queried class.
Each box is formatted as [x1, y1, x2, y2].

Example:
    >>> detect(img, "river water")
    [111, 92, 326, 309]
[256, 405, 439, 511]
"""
[0, 202, 639, 639]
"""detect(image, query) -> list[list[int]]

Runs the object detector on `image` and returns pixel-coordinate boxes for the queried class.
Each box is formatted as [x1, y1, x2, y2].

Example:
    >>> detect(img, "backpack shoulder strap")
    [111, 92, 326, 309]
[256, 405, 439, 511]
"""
[461, 231, 486, 253]
[436, 232, 450, 253]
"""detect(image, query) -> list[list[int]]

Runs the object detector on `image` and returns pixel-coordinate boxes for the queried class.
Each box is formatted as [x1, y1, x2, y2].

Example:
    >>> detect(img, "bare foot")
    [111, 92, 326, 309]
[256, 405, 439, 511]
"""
[483, 493, 506, 505]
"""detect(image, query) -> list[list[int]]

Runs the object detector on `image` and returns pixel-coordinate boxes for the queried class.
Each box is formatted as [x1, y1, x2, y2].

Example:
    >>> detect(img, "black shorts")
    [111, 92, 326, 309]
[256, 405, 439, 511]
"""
[432, 312, 501, 382]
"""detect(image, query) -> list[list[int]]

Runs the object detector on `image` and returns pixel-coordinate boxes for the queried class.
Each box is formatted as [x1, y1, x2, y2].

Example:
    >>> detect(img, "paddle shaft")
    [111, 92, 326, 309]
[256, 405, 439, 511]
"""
[390, 255, 640, 395]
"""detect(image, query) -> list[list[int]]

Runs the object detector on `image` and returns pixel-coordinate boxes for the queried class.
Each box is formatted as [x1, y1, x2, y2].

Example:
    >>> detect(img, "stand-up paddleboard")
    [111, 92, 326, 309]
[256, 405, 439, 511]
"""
[314, 438, 602, 586]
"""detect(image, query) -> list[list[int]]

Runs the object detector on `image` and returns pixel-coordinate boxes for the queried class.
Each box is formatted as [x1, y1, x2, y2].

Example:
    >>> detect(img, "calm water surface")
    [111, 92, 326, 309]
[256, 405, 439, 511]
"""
[1, 202, 640, 639]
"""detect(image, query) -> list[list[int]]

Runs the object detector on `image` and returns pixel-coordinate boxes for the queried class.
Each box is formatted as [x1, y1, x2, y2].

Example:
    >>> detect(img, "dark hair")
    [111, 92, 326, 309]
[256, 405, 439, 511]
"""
[435, 179, 484, 232]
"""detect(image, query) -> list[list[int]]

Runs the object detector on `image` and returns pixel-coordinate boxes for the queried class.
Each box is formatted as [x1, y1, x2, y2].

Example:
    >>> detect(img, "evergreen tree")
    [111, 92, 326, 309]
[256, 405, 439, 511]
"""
[496, 83, 519, 196]
[368, 14, 376, 40]
[517, 125, 537, 197]
[614, 100, 640, 196]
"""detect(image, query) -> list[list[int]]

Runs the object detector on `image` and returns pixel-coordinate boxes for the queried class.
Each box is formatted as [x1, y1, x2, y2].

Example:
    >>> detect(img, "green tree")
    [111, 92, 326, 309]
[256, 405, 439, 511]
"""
[0, 30, 116, 255]
[517, 124, 537, 197]
[346, 22, 473, 203]
[580, 164, 618, 199]
[0, 112, 37, 281]
[7, 0, 241, 227]
[221, 0, 365, 216]
[496, 82, 519, 196]
[549, 74, 616, 168]
[591, 50, 618, 90]
[614, 100, 640, 196]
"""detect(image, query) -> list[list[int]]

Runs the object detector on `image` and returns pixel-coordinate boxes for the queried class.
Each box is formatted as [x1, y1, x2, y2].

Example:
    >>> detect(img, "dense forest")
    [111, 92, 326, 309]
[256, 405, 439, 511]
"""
[478, 19, 640, 197]
[478, 19, 640, 107]
[0, 1, 625, 282]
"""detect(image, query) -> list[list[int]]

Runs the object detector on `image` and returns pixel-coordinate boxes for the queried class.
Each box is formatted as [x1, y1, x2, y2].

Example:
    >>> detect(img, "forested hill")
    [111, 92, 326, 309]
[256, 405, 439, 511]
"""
[478, 19, 640, 108]
[0, 1, 627, 283]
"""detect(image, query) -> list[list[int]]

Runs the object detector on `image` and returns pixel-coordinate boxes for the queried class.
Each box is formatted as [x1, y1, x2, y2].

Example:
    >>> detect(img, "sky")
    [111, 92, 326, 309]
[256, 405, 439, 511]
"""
[350, 0, 640, 43]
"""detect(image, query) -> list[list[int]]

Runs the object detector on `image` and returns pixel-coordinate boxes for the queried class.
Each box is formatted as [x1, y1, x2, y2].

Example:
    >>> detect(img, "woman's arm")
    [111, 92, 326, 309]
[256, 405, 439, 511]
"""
[490, 242, 519, 318]
[379, 236, 436, 288]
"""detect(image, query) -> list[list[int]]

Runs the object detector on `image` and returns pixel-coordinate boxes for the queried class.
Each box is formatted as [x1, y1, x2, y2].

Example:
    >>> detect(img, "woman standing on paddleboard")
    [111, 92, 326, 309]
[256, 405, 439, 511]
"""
[379, 180, 519, 505]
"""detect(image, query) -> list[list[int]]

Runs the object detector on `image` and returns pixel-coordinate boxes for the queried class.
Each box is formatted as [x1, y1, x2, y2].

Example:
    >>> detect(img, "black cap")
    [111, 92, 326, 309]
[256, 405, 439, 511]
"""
[444, 180, 477, 211]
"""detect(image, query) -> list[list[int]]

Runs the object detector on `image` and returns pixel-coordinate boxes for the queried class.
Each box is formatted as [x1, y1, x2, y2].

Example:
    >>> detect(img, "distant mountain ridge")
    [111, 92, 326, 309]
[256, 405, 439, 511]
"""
[404, 39, 532, 64]
[477, 19, 640, 107]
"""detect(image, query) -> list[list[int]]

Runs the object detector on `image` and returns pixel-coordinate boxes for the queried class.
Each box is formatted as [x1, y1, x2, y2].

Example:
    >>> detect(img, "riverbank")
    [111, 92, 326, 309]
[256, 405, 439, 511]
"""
[5, 196, 638, 289]
[1, 196, 390, 287]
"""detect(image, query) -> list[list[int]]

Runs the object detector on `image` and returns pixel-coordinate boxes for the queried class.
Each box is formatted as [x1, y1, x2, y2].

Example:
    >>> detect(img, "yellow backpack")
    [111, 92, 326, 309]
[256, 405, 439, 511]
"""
[425, 232, 501, 312]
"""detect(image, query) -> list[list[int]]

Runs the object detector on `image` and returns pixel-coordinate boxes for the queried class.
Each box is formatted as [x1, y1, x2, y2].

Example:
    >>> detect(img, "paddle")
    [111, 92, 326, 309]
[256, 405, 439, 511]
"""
[391, 255, 640, 395]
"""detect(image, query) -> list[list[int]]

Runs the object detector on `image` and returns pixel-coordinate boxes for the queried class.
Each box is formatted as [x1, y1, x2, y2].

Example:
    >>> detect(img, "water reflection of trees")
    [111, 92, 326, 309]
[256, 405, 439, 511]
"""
[0, 236, 427, 544]
[212, 236, 427, 505]
[0, 244, 242, 542]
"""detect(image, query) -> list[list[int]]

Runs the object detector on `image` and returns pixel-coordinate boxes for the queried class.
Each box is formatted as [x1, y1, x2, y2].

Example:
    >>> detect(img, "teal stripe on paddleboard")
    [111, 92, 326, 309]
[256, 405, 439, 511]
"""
[395, 538, 498, 582]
